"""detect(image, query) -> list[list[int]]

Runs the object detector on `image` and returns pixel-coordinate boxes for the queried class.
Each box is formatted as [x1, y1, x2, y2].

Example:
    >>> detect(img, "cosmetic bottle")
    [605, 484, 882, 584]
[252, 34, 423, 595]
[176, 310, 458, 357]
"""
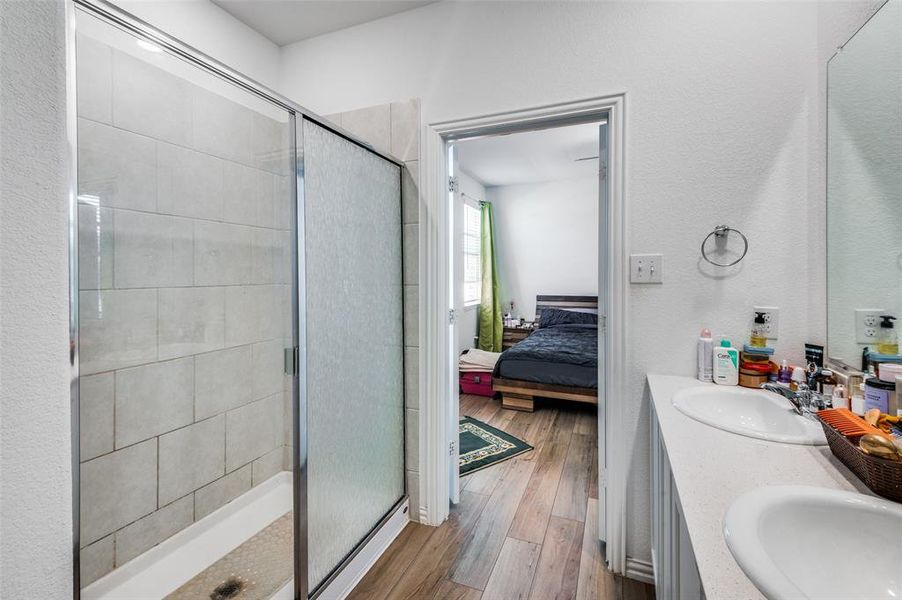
[876, 363, 901, 416]
[768, 362, 779, 382]
[832, 385, 849, 410]
[865, 376, 894, 413]
[750, 312, 767, 348]
[778, 359, 791, 384]
[697, 328, 713, 382]
[713, 339, 739, 386]
[818, 369, 837, 396]
[851, 382, 866, 415]
[878, 315, 898, 355]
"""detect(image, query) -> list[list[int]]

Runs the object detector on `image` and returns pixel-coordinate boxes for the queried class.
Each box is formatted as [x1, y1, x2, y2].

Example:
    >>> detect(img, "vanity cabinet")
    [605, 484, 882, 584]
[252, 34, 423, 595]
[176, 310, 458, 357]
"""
[650, 403, 705, 600]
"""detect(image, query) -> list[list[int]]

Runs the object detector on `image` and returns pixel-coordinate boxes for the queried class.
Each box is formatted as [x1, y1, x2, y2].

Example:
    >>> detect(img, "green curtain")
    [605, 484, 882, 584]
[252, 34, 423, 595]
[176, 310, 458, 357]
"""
[477, 202, 503, 352]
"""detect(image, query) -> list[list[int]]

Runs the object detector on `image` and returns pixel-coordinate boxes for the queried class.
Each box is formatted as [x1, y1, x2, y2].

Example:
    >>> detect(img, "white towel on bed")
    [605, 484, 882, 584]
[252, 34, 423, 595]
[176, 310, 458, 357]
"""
[458, 349, 502, 372]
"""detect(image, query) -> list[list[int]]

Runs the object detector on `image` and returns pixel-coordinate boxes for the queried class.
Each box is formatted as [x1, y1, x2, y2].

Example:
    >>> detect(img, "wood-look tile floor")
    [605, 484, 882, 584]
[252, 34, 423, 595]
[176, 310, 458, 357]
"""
[348, 394, 655, 600]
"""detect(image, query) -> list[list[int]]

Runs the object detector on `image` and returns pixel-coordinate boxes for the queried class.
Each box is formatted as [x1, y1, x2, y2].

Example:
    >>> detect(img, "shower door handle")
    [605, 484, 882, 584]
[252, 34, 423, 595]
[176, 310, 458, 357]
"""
[284, 347, 299, 375]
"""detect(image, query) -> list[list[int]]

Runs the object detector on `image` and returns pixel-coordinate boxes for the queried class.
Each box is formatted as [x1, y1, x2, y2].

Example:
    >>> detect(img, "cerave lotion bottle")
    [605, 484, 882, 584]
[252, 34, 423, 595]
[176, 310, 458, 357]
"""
[713, 339, 739, 385]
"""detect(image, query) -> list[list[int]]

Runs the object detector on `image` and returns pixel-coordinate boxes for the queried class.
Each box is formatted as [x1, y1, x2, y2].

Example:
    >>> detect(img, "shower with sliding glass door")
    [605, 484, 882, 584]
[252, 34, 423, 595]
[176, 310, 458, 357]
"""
[71, 3, 407, 598]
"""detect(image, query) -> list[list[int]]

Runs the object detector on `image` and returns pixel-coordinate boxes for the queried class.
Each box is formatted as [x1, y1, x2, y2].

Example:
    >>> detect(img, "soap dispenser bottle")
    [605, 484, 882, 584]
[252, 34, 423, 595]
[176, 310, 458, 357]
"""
[713, 339, 739, 386]
[878, 315, 898, 355]
[750, 312, 767, 348]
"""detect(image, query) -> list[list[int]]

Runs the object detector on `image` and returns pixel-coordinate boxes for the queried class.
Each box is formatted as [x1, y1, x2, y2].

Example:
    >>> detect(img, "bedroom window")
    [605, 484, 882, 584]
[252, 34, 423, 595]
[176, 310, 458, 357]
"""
[463, 201, 482, 306]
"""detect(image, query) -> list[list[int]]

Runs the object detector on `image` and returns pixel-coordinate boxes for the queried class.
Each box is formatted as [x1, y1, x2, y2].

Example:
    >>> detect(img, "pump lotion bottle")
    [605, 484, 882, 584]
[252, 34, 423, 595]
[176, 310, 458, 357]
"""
[713, 339, 739, 385]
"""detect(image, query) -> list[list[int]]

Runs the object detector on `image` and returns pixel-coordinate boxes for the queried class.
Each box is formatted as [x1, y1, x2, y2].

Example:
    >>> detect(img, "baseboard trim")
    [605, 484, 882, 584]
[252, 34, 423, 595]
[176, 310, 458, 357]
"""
[625, 557, 655, 585]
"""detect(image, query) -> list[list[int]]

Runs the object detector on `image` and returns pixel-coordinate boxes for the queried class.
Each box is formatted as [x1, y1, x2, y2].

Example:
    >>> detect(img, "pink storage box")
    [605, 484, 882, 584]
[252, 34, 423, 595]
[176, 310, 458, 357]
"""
[460, 371, 494, 397]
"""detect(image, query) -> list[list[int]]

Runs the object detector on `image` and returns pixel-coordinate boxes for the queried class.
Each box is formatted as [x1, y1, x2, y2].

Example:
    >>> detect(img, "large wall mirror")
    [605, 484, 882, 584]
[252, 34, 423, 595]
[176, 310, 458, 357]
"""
[827, 0, 902, 369]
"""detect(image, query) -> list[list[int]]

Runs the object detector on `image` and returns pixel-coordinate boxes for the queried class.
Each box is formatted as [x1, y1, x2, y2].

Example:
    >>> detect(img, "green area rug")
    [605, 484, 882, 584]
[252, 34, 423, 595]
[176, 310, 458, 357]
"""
[459, 416, 533, 476]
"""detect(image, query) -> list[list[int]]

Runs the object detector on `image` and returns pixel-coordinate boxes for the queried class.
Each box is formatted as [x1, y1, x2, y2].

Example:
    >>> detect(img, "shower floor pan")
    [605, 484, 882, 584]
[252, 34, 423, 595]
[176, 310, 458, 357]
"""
[83, 472, 293, 600]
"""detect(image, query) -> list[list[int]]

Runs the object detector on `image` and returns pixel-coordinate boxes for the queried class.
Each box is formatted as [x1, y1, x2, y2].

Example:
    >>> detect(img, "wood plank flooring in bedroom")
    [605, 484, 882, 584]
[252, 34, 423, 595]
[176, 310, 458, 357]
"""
[347, 394, 655, 600]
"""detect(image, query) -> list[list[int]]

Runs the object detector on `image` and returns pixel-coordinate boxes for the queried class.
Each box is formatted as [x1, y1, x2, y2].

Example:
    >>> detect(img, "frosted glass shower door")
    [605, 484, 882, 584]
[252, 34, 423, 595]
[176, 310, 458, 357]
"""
[302, 120, 405, 592]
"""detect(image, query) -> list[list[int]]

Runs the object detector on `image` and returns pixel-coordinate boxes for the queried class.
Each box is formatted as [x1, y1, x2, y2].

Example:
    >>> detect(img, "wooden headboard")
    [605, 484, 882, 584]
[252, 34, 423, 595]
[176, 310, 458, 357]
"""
[534, 295, 599, 322]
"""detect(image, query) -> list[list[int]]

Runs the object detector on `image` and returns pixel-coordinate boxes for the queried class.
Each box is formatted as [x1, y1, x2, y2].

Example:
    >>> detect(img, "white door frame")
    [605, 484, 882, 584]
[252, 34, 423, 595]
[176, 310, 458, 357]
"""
[418, 94, 629, 574]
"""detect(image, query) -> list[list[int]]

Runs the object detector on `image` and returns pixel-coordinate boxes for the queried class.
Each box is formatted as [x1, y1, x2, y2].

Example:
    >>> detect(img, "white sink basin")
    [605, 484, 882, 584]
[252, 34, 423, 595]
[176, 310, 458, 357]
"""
[725, 486, 902, 599]
[672, 385, 826, 445]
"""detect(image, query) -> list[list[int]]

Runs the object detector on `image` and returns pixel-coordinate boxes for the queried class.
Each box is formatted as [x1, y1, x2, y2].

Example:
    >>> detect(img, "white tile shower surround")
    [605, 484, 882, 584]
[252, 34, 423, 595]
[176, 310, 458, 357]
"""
[82, 472, 292, 600]
[76, 34, 294, 586]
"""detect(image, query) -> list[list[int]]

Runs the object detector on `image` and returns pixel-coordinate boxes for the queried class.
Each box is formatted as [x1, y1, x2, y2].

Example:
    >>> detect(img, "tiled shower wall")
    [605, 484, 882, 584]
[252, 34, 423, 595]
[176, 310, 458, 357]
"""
[76, 37, 293, 585]
[325, 100, 422, 522]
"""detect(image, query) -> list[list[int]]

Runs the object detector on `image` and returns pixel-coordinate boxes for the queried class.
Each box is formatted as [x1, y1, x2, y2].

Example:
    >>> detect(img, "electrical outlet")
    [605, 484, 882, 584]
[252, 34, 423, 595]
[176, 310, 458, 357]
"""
[753, 306, 780, 340]
[856, 308, 885, 344]
[630, 254, 663, 284]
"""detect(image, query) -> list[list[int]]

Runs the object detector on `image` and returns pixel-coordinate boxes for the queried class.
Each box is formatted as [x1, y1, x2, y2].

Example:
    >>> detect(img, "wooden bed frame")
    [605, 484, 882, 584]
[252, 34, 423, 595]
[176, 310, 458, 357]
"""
[493, 295, 599, 412]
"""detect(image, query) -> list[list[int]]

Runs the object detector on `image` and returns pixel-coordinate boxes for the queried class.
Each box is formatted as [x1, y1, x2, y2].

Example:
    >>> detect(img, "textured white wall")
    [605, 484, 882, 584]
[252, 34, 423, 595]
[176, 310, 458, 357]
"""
[488, 177, 599, 321]
[0, 1, 74, 596]
[111, 0, 282, 89]
[278, 0, 881, 562]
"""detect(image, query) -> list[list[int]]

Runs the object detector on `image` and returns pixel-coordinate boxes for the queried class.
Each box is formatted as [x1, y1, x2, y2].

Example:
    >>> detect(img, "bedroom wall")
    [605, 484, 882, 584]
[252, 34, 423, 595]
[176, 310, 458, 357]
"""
[0, 1, 73, 596]
[488, 176, 598, 322]
[277, 0, 882, 564]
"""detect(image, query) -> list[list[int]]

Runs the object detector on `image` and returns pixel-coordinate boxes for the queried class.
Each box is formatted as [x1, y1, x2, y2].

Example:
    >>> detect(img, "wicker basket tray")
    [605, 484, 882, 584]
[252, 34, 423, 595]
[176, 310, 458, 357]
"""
[817, 417, 902, 502]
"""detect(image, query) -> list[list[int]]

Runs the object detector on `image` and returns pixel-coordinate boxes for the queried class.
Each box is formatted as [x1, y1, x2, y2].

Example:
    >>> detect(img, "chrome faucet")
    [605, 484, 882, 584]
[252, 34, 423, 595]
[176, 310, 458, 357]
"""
[797, 383, 828, 412]
[760, 382, 825, 415]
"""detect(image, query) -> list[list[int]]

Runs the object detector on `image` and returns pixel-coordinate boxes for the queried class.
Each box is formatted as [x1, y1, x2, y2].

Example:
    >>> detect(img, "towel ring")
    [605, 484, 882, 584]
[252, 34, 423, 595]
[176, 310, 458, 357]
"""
[701, 225, 748, 267]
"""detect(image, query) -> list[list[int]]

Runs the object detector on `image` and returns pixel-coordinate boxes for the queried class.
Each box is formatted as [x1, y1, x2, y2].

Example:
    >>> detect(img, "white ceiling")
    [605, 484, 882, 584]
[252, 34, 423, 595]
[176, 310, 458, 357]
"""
[211, 0, 436, 46]
[456, 122, 603, 188]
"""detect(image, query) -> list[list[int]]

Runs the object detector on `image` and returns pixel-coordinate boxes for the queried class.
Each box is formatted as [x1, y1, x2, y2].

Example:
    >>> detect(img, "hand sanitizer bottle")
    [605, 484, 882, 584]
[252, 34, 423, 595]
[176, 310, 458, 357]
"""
[713, 339, 739, 385]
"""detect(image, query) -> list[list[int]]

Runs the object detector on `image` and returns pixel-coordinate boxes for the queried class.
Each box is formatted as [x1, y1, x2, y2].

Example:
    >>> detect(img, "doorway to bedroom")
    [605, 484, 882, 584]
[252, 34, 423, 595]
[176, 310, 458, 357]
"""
[444, 119, 610, 593]
[409, 95, 627, 583]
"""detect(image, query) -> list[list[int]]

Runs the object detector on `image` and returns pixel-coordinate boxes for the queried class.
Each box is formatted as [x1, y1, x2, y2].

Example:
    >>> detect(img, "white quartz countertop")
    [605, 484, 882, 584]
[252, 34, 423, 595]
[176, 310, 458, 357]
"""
[647, 374, 874, 600]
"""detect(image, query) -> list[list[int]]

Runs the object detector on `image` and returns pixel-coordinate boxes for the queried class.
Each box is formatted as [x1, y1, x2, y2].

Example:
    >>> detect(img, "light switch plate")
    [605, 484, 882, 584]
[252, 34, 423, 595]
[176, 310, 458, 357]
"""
[630, 254, 663, 283]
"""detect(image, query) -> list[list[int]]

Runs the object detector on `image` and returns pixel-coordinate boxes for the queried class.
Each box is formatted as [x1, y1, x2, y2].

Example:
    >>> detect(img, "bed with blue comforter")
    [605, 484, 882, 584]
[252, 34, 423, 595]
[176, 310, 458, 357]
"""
[492, 322, 598, 389]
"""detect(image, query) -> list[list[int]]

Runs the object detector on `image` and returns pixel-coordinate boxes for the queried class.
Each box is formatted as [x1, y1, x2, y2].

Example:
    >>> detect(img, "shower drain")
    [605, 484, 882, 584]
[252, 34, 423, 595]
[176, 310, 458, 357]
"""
[210, 576, 245, 600]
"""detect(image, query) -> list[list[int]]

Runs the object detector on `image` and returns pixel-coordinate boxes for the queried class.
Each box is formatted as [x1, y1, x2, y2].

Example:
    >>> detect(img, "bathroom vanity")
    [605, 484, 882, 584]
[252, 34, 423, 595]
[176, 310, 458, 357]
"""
[648, 375, 873, 599]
